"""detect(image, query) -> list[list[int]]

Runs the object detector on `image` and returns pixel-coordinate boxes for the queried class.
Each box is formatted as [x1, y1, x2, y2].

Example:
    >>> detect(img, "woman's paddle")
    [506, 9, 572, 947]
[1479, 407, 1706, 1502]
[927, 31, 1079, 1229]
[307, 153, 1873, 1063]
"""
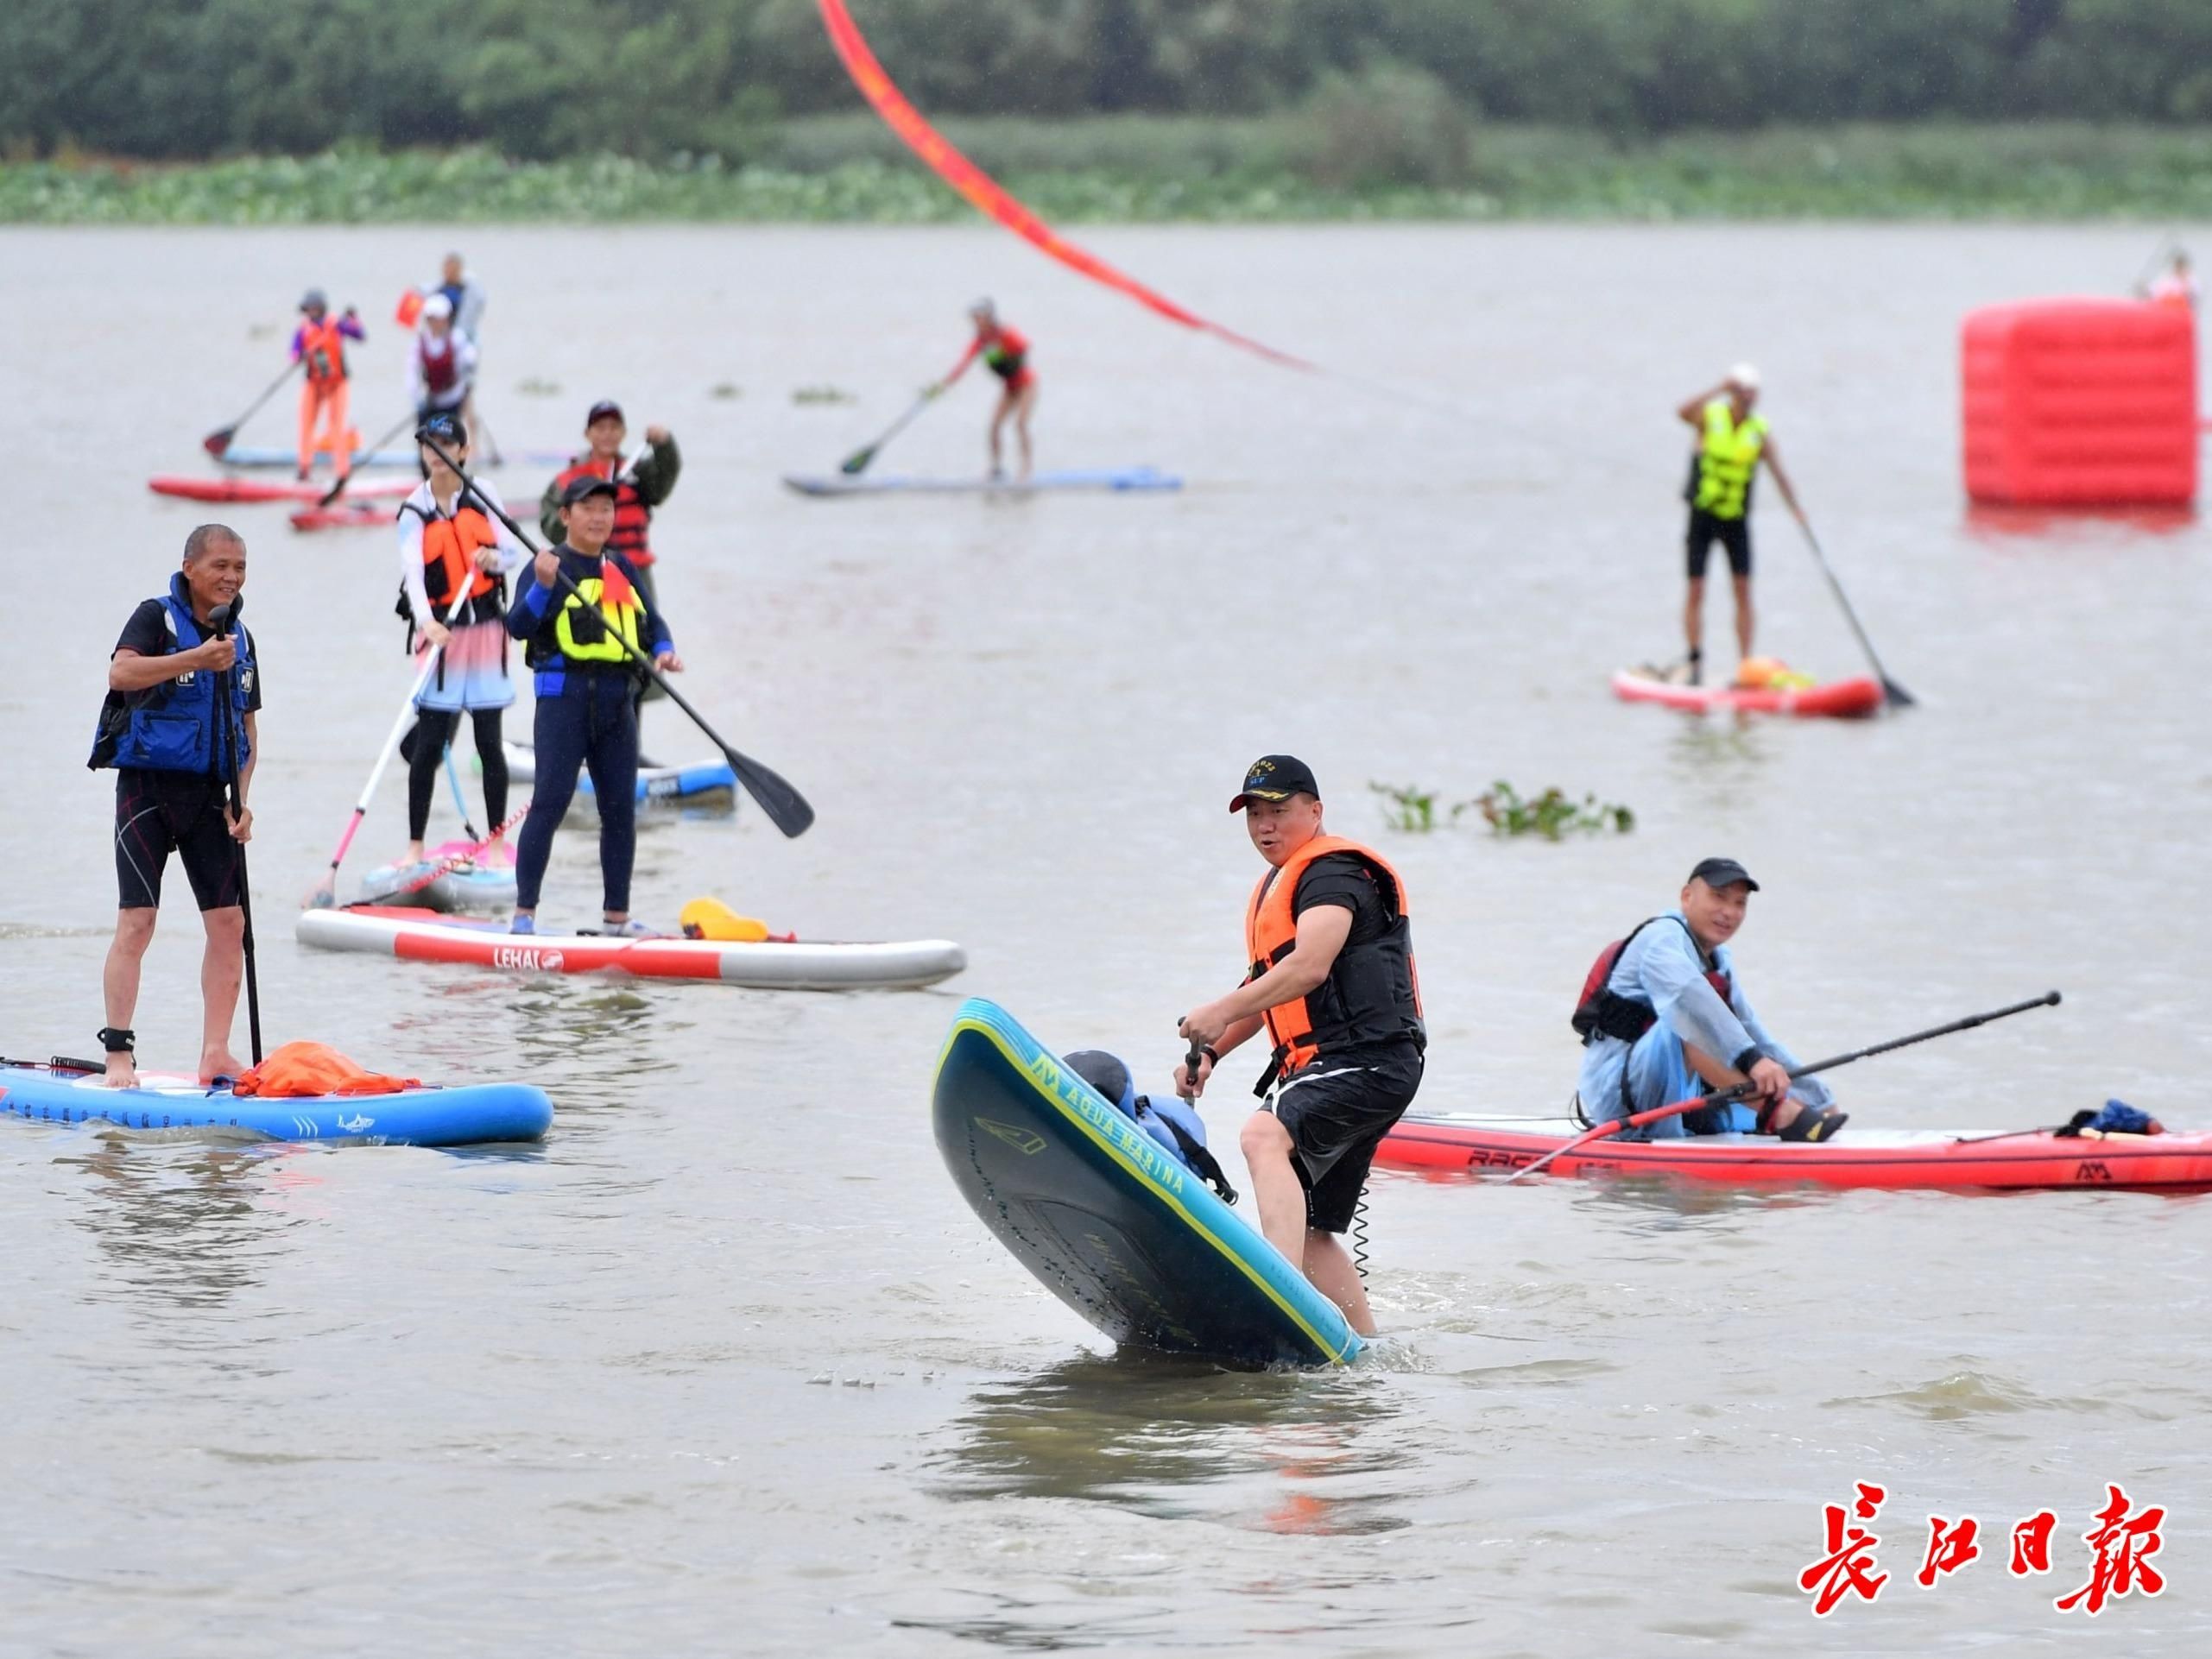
[314, 411, 419, 508]
[1507, 990, 2061, 1183]
[376, 805, 528, 902]
[1795, 517, 1916, 709]
[303, 581, 483, 908]
[840, 387, 939, 476]
[204, 361, 302, 457]
[206, 603, 262, 1065]
[415, 427, 817, 838]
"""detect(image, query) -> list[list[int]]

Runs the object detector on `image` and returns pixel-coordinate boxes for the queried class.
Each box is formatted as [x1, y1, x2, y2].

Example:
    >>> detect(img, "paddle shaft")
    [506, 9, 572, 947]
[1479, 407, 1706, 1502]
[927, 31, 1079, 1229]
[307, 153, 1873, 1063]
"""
[316, 410, 420, 506]
[205, 605, 262, 1065]
[312, 578, 480, 896]
[414, 429, 816, 838]
[842, 390, 937, 475]
[1507, 991, 2062, 1182]
[205, 360, 301, 454]
[1794, 518, 1916, 708]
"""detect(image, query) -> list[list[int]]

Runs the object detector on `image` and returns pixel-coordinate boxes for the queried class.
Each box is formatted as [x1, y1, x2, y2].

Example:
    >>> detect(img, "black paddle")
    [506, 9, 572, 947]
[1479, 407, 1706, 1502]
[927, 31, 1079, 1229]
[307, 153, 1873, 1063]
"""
[206, 602, 263, 1066]
[1178, 1037, 1206, 1102]
[203, 361, 301, 458]
[414, 428, 816, 838]
[1507, 990, 2060, 1182]
[840, 388, 939, 475]
[1795, 517, 1916, 709]
[314, 411, 419, 508]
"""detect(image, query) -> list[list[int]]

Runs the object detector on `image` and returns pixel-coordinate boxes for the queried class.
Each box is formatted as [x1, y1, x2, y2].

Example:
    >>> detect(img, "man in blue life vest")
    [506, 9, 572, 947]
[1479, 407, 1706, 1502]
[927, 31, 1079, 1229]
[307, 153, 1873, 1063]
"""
[1675, 365, 1807, 685]
[1176, 756, 1425, 1337]
[505, 475, 681, 937]
[1576, 857, 1847, 1141]
[87, 526, 262, 1088]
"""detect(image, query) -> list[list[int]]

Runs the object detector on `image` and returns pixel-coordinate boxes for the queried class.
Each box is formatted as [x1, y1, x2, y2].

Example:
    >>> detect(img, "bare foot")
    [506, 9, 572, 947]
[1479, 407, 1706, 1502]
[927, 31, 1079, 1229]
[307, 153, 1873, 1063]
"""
[104, 1055, 139, 1089]
[200, 1049, 246, 1086]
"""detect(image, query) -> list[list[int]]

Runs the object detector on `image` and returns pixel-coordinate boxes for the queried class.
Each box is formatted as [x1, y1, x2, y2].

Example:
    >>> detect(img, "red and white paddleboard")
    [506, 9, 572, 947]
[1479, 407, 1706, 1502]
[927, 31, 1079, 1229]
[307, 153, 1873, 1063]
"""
[294, 905, 965, 992]
[1611, 667, 1884, 719]
[149, 476, 416, 505]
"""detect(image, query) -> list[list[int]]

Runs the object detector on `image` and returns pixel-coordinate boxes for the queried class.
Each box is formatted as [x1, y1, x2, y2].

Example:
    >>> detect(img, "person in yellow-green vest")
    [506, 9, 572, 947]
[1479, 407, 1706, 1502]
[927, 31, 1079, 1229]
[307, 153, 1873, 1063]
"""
[1672, 364, 1805, 685]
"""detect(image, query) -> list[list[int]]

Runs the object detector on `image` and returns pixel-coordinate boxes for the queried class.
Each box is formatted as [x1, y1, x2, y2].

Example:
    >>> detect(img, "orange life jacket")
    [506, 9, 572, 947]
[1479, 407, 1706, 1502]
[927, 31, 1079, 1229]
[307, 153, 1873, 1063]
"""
[299, 316, 350, 387]
[1242, 835, 1424, 1091]
[414, 502, 501, 606]
[553, 457, 654, 567]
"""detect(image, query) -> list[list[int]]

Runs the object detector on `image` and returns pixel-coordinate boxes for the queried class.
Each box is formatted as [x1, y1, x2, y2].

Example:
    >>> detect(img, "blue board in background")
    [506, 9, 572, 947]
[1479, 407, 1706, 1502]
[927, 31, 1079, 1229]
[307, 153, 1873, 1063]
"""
[783, 466, 1182, 497]
[932, 998, 1360, 1369]
[0, 1061, 551, 1147]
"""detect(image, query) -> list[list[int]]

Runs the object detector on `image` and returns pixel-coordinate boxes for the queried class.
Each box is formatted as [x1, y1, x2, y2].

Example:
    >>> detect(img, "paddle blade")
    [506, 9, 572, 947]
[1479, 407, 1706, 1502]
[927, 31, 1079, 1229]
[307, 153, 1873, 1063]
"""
[203, 427, 237, 457]
[1880, 678, 1917, 710]
[839, 445, 876, 476]
[722, 746, 815, 838]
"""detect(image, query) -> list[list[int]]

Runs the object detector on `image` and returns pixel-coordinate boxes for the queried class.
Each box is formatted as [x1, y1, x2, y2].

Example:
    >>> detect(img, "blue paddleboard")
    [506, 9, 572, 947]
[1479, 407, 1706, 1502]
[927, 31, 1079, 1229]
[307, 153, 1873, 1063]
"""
[0, 1060, 551, 1147]
[215, 445, 571, 471]
[932, 999, 1361, 1368]
[783, 466, 1182, 497]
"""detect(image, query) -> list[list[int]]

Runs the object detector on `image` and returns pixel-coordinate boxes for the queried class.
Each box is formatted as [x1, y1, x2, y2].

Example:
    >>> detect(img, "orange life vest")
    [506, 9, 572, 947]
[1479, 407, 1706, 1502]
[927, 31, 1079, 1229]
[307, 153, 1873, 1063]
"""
[1242, 835, 1424, 1090]
[553, 457, 654, 567]
[418, 502, 501, 605]
[299, 316, 350, 388]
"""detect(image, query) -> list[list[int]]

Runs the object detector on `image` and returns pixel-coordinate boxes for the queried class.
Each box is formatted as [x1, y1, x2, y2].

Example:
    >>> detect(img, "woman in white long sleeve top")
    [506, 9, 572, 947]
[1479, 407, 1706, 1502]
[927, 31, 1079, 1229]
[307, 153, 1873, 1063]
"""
[395, 413, 527, 867]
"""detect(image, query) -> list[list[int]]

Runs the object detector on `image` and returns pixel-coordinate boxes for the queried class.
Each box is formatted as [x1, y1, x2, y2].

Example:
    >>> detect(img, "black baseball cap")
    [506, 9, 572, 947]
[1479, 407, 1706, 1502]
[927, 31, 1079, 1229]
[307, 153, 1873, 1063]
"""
[559, 474, 619, 507]
[418, 412, 467, 447]
[585, 400, 624, 427]
[1230, 754, 1319, 812]
[1688, 856, 1760, 893]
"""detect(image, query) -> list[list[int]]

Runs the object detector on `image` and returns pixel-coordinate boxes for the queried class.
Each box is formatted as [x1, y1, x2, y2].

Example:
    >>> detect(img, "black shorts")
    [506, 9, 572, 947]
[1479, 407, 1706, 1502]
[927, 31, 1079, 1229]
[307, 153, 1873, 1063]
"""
[114, 769, 240, 912]
[1686, 508, 1752, 579]
[1266, 1047, 1425, 1233]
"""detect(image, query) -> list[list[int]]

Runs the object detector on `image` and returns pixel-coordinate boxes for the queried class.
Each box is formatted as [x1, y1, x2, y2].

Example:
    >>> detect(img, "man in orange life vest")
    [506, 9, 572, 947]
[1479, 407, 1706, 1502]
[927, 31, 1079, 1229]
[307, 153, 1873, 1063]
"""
[541, 401, 679, 737]
[1176, 756, 1425, 1336]
[292, 289, 363, 483]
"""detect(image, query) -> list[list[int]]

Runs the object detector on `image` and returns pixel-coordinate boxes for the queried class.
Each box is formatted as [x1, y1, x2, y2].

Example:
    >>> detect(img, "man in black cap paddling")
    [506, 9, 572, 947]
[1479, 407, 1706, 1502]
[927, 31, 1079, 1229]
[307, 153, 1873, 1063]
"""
[1572, 857, 1846, 1139]
[1176, 756, 1425, 1336]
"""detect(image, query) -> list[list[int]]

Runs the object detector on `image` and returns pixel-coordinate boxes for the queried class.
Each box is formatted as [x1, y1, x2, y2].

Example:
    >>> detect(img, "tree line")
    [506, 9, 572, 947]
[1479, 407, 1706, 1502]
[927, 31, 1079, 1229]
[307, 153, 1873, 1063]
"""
[5, 0, 2209, 162]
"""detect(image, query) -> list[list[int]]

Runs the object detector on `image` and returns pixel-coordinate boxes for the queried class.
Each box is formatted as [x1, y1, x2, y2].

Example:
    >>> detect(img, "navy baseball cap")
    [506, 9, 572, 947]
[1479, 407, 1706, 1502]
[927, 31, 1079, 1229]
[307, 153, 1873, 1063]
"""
[418, 412, 467, 447]
[1230, 754, 1319, 812]
[585, 400, 624, 427]
[1688, 856, 1760, 893]
[559, 474, 619, 507]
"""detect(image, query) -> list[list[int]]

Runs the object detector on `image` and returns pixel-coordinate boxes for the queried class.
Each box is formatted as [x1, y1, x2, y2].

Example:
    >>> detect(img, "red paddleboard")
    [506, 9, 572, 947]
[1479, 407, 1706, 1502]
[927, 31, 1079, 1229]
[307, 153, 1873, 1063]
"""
[289, 503, 393, 531]
[149, 476, 414, 505]
[1378, 1113, 2212, 1194]
[1611, 667, 1883, 719]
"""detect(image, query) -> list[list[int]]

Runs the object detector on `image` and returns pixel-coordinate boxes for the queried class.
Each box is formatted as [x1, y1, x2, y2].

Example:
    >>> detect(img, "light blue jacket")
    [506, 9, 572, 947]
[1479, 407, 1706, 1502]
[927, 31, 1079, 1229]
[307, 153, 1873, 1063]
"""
[1577, 910, 1833, 1127]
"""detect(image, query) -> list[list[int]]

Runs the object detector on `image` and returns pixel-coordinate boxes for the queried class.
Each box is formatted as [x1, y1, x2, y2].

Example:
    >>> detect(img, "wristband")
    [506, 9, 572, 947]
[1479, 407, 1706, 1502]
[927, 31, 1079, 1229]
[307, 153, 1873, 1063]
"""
[1732, 1045, 1766, 1076]
[1199, 1044, 1219, 1066]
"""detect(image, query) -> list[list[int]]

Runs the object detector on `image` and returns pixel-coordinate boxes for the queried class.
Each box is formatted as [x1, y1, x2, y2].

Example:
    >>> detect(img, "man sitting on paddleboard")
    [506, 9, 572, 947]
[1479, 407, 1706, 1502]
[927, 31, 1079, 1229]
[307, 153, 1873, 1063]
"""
[87, 526, 262, 1088]
[505, 476, 681, 937]
[1177, 756, 1425, 1338]
[1574, 858, 1846, 1141]
[932, 300, 1037, 483]
[1674, 365, 1806, 686]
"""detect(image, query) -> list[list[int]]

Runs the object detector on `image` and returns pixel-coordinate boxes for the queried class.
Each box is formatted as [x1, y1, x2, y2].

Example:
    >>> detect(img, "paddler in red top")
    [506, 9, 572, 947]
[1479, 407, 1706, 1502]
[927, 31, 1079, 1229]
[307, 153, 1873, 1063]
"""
[931, 299, 1038, 482]
[291, 289, 365, 482]
[1175, 756, 1426, 1337]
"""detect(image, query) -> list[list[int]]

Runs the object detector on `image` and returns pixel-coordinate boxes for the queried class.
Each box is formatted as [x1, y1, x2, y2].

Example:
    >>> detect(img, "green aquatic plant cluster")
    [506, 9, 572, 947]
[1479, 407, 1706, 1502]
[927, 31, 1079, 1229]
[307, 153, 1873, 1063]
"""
[1372, 781, 1635, 841]
[6, 123, 2212, 224]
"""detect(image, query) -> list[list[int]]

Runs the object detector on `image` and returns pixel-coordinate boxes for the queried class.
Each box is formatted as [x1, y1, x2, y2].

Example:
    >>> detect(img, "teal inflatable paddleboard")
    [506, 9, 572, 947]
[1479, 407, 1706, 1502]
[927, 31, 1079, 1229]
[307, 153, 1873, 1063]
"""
[932, 999, 1361, 1368]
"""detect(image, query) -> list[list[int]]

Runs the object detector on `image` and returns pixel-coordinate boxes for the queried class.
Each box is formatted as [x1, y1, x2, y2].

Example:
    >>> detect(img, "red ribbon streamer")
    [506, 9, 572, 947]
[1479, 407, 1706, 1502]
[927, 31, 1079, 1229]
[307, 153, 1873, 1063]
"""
[816, 0, 1312, 371]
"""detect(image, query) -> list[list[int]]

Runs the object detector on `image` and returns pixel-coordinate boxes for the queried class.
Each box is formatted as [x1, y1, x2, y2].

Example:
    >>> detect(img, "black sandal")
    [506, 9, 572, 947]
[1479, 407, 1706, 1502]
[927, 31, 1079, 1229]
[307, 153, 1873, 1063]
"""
[1779, 1107, 1849, 1143]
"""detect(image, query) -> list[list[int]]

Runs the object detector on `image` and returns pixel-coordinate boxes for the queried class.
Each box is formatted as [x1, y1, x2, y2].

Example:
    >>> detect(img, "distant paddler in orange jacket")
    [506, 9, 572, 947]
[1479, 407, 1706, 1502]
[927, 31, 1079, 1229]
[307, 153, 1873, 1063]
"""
[292, 289, 364, 483]
[930, 299, 1037, 482]
[1175, 755, 1426, 1336]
